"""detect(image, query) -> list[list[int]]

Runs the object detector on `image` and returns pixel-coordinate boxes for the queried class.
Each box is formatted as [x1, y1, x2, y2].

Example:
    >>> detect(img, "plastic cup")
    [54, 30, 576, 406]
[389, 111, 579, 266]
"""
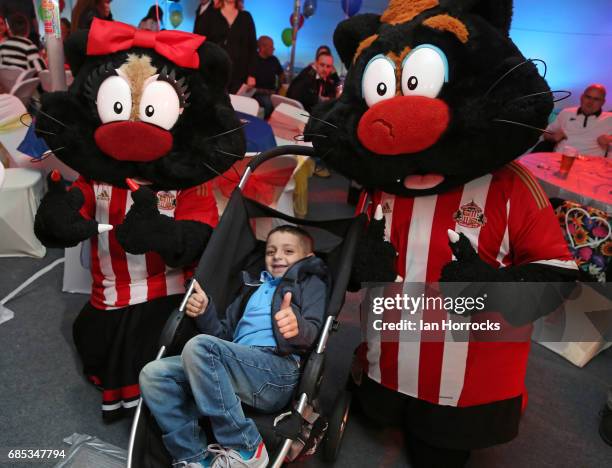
[559, 145, 578, 175]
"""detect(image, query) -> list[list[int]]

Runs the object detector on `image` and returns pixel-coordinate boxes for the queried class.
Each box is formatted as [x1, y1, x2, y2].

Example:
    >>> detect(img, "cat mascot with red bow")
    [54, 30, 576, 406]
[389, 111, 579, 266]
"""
[34, 19, 244, 421]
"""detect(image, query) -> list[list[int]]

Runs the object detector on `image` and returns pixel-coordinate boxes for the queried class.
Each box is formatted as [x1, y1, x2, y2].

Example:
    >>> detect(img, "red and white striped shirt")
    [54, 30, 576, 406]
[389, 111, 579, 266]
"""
[73, 177, 219, 310]
[361, 162, 576, 408]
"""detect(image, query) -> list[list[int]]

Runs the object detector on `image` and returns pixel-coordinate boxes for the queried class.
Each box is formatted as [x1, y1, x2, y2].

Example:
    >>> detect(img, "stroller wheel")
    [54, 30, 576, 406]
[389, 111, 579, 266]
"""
[323, 390, 352, 462]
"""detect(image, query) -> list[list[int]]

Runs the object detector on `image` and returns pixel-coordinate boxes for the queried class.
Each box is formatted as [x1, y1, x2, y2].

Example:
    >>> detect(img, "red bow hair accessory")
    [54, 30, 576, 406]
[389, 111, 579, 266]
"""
[86, 18, 206, 69]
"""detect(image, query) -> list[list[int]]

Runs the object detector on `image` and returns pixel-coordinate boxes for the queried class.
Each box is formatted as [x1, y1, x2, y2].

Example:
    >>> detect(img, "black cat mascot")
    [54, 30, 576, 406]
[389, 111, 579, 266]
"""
[34, 18, 244, 421]
[306, 0, 578, 465]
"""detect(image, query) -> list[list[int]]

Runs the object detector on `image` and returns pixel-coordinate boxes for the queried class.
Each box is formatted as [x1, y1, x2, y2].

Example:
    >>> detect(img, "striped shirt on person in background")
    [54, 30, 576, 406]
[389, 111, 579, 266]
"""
[0, 36, 46, 71]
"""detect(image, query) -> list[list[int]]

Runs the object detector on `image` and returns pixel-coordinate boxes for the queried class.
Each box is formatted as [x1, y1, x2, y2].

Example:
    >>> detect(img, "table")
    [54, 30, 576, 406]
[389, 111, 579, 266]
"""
[0, 168, 45, 257]
[236, 111, 277, 153]
[0, 94, 79, 180]
[519, 152, 611, 212]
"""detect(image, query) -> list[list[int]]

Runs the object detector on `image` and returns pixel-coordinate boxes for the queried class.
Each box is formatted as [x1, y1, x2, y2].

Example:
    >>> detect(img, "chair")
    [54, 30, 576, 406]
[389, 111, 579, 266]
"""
[9, 77, 40, 106]
[18, 68, 38, 82]
[271, 93, 304, 110]
[229, 94, 259, 116]
[0, 66, 23, 93]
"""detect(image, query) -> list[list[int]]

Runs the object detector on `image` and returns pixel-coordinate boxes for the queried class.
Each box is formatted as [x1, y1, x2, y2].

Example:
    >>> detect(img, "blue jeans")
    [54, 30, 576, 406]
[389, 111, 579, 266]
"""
[139, 335, 300, 465]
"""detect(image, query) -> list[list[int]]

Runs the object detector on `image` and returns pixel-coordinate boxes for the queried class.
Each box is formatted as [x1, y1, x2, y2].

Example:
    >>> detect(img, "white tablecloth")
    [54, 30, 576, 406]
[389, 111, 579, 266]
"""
[519, 153, 611, 212]
[0, 168, 45, 257]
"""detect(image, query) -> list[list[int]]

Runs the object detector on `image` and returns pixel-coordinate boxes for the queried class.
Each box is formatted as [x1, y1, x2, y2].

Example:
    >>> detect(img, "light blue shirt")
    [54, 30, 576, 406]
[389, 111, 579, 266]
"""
[232, 271, 279, 346]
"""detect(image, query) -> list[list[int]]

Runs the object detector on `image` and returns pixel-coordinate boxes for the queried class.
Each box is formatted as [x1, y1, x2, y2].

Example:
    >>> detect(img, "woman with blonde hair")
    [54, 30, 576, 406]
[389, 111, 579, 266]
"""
[201, 0, 257, 93]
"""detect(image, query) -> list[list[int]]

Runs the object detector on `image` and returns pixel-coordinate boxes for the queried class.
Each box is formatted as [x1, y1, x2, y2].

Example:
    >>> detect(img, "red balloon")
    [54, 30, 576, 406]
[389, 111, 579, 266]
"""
[289, 13, 305, 29]
[60, 0, 65, 12]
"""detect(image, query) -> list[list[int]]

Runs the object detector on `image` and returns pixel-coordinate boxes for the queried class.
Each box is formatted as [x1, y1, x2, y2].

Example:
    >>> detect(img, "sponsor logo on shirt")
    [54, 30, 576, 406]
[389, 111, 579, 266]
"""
[453, 200, 487, 228]
[382, 201, 393, 215]
[96, 187, 111, 202]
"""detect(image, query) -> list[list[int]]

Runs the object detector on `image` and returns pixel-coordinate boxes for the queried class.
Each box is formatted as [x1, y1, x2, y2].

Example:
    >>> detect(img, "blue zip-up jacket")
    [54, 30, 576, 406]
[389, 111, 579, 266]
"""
[195, 256, 328, 355]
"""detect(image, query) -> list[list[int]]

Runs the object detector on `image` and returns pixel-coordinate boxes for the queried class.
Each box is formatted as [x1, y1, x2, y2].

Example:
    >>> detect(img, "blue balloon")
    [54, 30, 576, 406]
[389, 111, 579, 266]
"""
[303, 0, 317, 18]
[341, 0, 362, 17]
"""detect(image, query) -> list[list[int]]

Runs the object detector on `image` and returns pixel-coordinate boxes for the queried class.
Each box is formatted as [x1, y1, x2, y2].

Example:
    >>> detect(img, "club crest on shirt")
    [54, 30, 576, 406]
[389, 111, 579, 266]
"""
[156, 191, 177, 211]
[453, 201, 487, 228]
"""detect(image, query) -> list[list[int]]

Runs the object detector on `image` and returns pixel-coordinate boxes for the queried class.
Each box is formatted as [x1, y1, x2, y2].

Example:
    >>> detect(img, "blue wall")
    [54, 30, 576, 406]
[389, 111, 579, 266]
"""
[95, 0, 612, 108]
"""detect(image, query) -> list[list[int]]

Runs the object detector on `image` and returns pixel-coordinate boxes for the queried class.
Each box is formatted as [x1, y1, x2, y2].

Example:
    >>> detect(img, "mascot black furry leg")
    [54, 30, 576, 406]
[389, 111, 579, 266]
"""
[306, 0, 578, 465]
[34, 19, 245, 421]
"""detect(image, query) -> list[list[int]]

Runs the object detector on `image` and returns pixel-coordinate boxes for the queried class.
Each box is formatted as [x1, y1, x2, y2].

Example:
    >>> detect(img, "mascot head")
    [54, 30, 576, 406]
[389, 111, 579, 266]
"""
[307, 0, 553, 196]
[36, 19, 244, 190]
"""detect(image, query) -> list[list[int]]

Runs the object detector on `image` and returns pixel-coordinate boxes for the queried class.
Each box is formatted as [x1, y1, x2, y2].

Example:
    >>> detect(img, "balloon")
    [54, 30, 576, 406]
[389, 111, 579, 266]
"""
[170, 11, 183, 28]
[303, 0, 317, 18]
[289, 13, 305, 29]
[341, 0, 363, 17]
[281, 28, 293, 47]
[169, 2, 183, 28]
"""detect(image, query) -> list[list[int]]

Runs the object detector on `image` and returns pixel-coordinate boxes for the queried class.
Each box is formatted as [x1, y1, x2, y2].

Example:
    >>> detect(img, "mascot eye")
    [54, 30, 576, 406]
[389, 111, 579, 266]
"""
[96, 75, 132, 123]
[139, 80, 181, 130]
[362, 55, 396, 107]
[401, 45, 448, 98]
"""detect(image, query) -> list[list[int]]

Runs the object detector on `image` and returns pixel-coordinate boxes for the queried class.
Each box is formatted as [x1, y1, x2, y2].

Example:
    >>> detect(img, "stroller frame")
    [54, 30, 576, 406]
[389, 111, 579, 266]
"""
[127, 145, 367, 468]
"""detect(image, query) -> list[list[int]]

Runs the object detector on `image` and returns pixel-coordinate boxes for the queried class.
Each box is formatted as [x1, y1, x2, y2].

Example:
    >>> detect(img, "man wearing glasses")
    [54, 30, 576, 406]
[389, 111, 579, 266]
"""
[543, 84, 611, 157]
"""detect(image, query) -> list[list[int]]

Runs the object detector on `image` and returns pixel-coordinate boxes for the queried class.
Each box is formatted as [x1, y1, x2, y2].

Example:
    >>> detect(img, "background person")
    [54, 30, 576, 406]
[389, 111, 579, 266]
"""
[542, 84, 612, 157]
[287, 50, 336, 114]
[0, 15, 8, 43]
[287, 50, 337, 177]
[201, 0, 257, 94]
[193, 0, 212, 35]
[252, 35, 284, 119]
[60, 17, 71, 42]
[138, 5, 163, 32]
[0, 13, 45, 71]
[71, 0, 112, 32]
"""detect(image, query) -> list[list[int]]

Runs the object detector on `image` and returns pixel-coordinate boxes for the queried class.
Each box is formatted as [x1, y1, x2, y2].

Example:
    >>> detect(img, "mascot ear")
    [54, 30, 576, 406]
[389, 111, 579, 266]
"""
[64, 29, 89, 76]
[445, 0, 513, 36]
[333, 13, 381, 68]
[197, 41, 232, 89]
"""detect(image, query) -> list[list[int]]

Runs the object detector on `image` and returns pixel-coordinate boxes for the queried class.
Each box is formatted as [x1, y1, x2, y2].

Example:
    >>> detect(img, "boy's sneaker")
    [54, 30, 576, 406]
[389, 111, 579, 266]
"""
[208, 442, 268, 468]
[183, 451, 214, 467]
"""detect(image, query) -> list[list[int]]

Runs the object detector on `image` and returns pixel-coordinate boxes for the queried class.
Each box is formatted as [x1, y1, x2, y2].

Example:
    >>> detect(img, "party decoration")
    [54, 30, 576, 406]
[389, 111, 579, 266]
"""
[303, 0, 317, 18]
[169, 1, 183, 28]
[281, 27, 293, 47]
[341, 0, 362, 17]
[289, 13, 305, 29]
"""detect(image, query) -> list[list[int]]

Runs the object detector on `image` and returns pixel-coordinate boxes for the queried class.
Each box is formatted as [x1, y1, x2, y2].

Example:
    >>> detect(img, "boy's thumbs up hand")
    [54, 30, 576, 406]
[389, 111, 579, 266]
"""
[185, 280, 209, 318]
[275, 292, 299, 339]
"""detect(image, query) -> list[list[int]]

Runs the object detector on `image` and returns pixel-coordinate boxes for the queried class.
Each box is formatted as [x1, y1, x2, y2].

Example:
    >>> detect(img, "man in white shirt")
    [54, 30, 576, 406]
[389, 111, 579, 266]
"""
[193, 0, 212, 35]
[543, 84, 612, 157]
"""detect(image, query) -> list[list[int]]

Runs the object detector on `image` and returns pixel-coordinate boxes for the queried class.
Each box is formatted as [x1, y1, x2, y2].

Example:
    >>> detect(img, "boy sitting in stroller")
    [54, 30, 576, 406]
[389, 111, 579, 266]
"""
[140, 225, 328, 468]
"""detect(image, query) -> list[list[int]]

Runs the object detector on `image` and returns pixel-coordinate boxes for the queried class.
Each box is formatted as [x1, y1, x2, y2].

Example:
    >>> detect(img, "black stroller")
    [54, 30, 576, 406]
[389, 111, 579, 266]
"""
[126, 146, 367, 467]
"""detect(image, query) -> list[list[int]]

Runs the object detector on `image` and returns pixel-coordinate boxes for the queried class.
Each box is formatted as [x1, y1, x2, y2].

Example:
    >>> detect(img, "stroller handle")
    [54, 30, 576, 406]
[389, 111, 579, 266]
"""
[239, 145, 316, 189]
